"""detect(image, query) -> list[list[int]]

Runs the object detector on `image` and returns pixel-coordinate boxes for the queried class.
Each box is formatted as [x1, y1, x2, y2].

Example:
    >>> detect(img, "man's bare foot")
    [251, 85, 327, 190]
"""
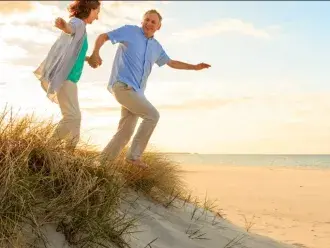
[125, 158, 148, 169]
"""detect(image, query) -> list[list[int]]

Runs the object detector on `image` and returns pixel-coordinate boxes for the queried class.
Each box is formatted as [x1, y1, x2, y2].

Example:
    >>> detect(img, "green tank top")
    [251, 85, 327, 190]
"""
[67, 34, 88, 83]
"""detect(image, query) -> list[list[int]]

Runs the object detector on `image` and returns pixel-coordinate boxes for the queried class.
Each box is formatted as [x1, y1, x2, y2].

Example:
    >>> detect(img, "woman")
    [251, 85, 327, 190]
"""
[34, 0, 101, 150]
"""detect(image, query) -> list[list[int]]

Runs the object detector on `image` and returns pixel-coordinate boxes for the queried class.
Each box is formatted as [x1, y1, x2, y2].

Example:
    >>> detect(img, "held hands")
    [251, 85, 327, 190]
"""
[194, 63, 211, 70]
[87, 53, 103, 69]
[54, 17, 67, 31]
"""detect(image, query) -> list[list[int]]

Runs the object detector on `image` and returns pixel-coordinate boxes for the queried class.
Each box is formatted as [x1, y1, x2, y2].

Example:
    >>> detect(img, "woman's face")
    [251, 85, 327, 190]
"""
[86, 5, 100, 24]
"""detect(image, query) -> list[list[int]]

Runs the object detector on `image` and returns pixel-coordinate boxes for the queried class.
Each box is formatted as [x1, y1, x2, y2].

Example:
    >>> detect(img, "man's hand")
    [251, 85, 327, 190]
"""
[194, 63, 211, 70]
[88, 53, 103, 68]
[167, 60, 211, 70]
[85, 56, 96, 69]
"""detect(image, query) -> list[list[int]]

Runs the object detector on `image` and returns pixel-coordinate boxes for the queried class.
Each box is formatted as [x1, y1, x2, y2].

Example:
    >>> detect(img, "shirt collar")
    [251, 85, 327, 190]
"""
[140, 27, 154, 40]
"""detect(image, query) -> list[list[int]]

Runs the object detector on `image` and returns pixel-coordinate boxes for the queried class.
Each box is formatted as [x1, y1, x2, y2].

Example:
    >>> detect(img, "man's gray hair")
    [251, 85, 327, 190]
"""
[143, 9, 162, 22]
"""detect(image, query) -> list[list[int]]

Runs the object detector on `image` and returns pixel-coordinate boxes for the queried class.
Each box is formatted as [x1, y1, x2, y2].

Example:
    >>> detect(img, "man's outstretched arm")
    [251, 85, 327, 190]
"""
[167, 60, 211, 70]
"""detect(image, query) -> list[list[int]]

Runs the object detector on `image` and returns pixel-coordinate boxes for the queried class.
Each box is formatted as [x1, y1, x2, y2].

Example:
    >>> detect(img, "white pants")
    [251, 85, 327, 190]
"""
[102, 82, 159, 161]
[52, 80, 81, 150]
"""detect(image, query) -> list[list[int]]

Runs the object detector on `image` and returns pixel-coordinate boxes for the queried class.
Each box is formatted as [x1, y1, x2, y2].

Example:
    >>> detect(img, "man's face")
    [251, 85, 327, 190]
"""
[141, 13, 161, 37]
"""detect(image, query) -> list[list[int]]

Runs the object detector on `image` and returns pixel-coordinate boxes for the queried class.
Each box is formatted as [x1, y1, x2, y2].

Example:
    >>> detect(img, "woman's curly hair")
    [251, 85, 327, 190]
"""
[68, 0, 101, 19]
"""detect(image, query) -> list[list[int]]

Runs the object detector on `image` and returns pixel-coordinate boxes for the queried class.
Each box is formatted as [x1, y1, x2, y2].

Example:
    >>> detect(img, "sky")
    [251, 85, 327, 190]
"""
[0, 1, 329, 154]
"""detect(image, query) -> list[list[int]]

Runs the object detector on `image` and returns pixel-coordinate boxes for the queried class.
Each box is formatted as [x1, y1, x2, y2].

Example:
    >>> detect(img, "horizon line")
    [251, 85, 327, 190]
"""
[160, 152, 330, 156]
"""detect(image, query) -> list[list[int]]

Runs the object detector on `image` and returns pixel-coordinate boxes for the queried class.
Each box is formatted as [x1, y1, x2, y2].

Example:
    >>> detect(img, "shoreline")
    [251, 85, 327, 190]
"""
[177, 163, 330, 172]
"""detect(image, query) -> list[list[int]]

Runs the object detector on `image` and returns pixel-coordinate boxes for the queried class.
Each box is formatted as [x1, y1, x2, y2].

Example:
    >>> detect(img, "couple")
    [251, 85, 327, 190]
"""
[34, 0, 211, 168]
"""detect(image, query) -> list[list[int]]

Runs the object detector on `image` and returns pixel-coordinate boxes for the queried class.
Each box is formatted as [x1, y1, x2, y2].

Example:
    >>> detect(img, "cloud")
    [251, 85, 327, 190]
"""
[0, 0, 166, 67]
[0, 1, 165, 53]
[0, 40, 28, 62]
[158, 97, 250, 110]
[0, 2, 64, 48]
[0, 3, 68, 65]
[0, 2, 34, 14]
[81, 96, 251, 115]
[169, 18, 279, 43]
[0, 24, 58, 45]
[0, 40, 53, 67]
[0, 2, 63, 24]
[78, 91, 330, 154]
[87, 1, 164, 34]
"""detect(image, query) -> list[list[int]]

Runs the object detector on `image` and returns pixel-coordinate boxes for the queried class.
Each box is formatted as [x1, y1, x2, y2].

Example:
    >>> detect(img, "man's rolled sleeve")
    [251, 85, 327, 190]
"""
[156, 49, 170, 67]
[107, 25, 132, 45]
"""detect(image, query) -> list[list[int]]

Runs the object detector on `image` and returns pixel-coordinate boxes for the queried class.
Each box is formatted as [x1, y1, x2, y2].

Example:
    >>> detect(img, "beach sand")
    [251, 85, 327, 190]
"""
[33, 165, 330, 248]
[35, 166, 300, 248]
[38, 189, 293, 248]
[180, 164, 330, 248]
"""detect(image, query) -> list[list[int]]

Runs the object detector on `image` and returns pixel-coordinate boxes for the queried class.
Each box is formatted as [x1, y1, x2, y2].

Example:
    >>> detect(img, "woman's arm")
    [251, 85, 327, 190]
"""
[54, 17, 73, 34]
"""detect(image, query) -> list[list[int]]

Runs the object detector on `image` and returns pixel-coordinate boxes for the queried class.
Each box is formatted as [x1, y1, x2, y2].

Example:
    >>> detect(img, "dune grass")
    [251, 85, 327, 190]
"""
[0, 108, 186, 247]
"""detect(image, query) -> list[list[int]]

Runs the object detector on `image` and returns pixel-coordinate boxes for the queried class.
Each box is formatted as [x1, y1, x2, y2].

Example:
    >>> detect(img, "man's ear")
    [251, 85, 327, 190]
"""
[157, 22, 162, 31]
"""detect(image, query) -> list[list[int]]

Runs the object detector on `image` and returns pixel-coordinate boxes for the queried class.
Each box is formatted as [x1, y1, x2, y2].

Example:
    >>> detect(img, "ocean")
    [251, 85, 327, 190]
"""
[165, 153, 330, 169]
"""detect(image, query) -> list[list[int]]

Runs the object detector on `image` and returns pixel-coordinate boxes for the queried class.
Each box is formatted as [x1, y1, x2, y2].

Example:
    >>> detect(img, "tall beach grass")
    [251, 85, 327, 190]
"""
[0, 107, 185, 247]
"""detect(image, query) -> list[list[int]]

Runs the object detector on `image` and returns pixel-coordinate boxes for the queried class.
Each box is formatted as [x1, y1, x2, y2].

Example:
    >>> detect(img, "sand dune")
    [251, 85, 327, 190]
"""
[124, 194, 293, 248]
[27, 159, 330, 248]
[39, 191, 293, 248]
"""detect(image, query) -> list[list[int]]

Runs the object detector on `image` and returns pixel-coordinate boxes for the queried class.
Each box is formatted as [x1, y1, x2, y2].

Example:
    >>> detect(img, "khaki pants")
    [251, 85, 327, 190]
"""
[102, 82, 160, 161]
[52, 80, 81, 150]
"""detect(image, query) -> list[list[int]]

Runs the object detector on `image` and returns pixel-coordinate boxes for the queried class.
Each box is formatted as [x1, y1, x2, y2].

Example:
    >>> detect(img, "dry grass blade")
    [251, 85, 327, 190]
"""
[223, 234, 246, 248]
[243, 215, 255, 233]
[0, 109, 135, 247]
[143, 237, 158, 248]
[185, 224, 210, 240]
[115, 149, 186, 204]
[0, 108, 188, 247]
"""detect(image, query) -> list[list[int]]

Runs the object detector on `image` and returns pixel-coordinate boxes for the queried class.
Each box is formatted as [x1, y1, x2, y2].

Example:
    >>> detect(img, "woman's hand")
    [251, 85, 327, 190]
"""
[55, 17, 66, 30]
[54, 17, 72, 34]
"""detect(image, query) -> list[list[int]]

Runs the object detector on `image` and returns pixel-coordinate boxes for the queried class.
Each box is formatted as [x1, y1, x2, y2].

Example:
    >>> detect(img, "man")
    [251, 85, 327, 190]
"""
[90, 9, 210, 168]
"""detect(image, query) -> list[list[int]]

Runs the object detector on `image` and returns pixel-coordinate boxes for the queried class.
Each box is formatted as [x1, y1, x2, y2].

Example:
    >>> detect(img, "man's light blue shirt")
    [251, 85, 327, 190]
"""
[106, 25, 170, 94]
